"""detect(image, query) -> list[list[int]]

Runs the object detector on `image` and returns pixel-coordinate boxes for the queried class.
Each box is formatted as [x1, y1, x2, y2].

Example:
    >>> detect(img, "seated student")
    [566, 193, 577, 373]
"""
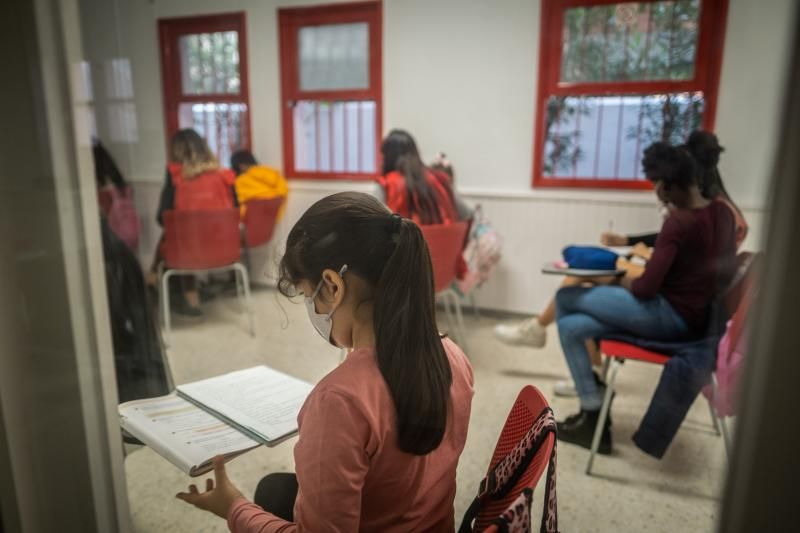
[495, 130, 746, 394]
[93, 139, 140, 251]
[553, 142, 737, 453]
[176, 192, 474, 532]
[149, 129, 237, 316]
[229, 149, 288, 219]
[375, 130, 468, 224]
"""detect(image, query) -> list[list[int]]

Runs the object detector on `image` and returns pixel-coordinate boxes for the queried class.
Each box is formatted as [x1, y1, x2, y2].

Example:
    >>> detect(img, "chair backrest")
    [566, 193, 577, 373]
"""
[243, 198, 283, 248]
[706, 252, 760, 338]
[420, 221, 469, 293]
[162, 208, 241, 269]
[474, 386, 555, 533]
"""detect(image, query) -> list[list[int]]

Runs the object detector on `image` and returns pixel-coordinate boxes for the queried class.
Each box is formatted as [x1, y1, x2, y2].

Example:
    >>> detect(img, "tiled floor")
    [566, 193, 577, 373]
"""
[124, 287, 727, 532]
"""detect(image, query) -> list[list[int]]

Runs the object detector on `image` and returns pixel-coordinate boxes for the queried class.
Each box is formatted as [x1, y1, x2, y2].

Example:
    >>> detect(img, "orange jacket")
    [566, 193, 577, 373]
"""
[234, 165, 288, 219]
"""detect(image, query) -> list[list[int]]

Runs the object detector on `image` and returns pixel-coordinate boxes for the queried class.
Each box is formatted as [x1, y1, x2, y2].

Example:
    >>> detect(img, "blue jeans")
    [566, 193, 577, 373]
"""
[555, 285, 690, 410]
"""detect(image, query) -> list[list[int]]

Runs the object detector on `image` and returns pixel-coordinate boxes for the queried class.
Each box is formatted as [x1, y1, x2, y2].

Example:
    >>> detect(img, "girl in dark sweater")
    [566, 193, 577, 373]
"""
[554, 142, 737, 454]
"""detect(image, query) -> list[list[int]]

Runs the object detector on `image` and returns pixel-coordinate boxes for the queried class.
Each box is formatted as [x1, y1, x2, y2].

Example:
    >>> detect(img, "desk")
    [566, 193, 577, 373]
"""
[541, 261, 625, 278]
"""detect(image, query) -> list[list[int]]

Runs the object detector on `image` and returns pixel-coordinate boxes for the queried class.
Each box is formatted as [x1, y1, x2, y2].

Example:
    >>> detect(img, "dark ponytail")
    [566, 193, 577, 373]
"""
[684, 130, 744, 219]
[373, 217, 452, 454]
[685, 130, 728, 199]
[278, 192, 453, 455]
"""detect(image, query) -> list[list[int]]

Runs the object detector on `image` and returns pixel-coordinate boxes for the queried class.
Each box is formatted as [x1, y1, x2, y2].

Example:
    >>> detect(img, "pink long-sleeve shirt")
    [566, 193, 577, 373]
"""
[227, 337, 474, 532]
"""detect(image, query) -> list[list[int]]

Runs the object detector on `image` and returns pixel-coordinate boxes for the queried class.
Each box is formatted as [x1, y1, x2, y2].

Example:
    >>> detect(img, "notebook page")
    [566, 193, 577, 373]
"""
[119, 394, 260, 475]
[177, 366, 314, 443]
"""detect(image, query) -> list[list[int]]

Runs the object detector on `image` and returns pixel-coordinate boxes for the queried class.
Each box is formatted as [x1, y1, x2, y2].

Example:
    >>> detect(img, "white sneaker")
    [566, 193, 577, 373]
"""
[553, 380, 578, 397]
[494, 317, 547, 348]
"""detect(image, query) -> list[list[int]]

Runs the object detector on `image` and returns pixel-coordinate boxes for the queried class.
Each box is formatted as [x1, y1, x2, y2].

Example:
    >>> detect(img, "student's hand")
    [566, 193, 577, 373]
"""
[616, 258, 645, 280]
[600, 232, 627, 246]
[631, 242, 653, 261]
[619, 273, 637, 291]
[176, 456, 245, 519]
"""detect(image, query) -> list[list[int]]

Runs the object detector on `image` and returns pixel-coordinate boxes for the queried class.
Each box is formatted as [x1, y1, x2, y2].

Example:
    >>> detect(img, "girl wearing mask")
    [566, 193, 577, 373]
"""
[177, 192, 474, 532]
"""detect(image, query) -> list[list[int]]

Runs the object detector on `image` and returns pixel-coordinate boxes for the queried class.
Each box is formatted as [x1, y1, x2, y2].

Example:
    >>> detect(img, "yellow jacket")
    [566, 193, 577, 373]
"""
[235, 165, 288, 219]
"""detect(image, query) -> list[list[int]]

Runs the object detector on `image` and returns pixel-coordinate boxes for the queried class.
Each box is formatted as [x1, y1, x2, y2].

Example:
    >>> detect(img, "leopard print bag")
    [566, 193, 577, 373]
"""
[459, 407, 558, 533]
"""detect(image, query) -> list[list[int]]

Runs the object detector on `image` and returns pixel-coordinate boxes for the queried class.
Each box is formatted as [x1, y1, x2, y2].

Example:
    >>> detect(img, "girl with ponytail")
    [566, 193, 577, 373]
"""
[683, 130, 749, 248]
[177, 191, 474, 532]
[377, 129, 464, 225]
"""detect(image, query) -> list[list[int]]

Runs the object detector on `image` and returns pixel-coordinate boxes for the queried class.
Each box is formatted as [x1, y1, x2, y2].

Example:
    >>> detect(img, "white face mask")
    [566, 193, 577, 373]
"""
[304, 265, 348, 344]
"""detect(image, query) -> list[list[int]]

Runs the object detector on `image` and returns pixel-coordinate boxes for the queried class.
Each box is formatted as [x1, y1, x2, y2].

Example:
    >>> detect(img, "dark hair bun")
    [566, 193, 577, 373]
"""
[641, 141, 696, 189]
[686, 130, 724, 167]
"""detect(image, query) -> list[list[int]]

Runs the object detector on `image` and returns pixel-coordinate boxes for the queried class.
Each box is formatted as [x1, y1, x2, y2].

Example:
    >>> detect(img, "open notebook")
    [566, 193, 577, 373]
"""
[119, 366, 314, 476]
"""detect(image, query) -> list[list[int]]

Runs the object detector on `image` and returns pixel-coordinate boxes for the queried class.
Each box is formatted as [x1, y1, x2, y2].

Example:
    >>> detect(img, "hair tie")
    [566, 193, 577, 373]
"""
[387, 213, 403, 245]
[391, 213, 402, 231]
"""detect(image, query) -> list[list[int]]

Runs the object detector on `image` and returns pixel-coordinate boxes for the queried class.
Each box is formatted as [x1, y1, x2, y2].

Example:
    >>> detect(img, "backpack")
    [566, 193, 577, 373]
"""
[459, 407, 558, 533]
[105, 185, 140, 251]
[101, 218, 171, 404]
[456, 204, 503, 295]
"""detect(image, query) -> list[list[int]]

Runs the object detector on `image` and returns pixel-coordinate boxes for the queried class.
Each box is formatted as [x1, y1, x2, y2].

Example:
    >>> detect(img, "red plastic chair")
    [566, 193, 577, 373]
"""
[586, 253, 758, 474]
[462, 386, 556, 533]
[242, 198, 283, 248]
[160, 209, 254, 343]
[420, 222, 469, 349]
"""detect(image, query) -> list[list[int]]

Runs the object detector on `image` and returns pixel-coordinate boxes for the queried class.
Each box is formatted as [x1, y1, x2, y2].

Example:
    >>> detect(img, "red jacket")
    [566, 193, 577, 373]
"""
[168, 162, 236, 211]
[377, 169, 459, 225]
[378, 169, 467, 278]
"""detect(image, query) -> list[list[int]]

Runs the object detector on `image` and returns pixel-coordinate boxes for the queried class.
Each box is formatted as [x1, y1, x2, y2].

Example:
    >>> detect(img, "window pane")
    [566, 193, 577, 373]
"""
[179, 31, 240, 94]
[542, 92, 705, 179]
[298, 23, 369, 91]
[178, 102, 248, 166]
[293, 99, 376, 173]
[560, 0, 700, 83]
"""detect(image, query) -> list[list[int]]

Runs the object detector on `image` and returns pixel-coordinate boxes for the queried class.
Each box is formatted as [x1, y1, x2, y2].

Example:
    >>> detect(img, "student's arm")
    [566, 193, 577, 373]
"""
[626, 232, 658, 247]
[628, 218, 681, 298]
[156, 168, 174, 227]
[227, 390, 372, 533]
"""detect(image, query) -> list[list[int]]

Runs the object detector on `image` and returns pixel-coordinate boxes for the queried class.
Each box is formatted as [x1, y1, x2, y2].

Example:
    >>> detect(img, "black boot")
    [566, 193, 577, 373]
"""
[557, 409, 612, 455]
[563, 375, 615, 427]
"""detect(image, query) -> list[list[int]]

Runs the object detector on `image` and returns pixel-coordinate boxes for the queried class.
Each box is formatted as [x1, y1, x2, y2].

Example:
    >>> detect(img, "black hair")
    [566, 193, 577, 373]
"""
[641, 141, 697, 190]
[278, 191, 452, 455]
[683, 130, 734, 200]
[381, 129, 451, 224]
[230, 149, 258, 175]
[92, 141, 126, 190]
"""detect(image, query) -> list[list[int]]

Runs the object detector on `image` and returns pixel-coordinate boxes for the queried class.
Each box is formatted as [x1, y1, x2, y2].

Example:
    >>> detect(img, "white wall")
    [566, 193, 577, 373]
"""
[715, 0, 797, 208]
[102, 0, 792, 313]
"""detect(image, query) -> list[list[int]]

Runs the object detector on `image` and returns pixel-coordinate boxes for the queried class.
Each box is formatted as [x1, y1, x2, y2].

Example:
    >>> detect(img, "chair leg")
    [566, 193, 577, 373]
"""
[450, 291, 469, 352]
[601, 355, 611, 382]
[719, 415, 732, 458]
[234, 263, 255, 337]
[235, 265, 244, 301]
[161, 270, 173, 347]
[707, 372, 721, 435]
[469, 292, 480, 318]
[710, 372, 732, 454]
[439, 293, 456, 337]
[586, 358, 621, 475]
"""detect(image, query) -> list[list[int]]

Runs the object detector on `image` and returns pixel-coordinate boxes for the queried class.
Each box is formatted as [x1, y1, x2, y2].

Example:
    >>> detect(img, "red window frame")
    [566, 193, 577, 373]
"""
[532, 0, 729, 190]
[157, 12, 252, 157]
[278, 1, 383, 180]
